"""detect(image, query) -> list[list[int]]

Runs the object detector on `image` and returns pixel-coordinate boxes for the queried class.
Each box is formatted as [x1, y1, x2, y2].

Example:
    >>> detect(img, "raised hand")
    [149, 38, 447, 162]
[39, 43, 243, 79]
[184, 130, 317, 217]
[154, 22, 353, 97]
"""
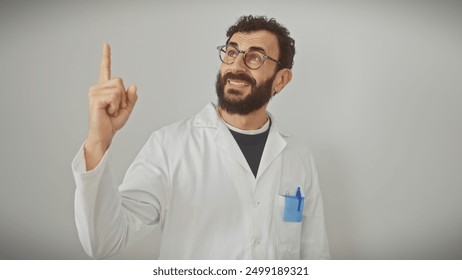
[84, 43, 138, 170]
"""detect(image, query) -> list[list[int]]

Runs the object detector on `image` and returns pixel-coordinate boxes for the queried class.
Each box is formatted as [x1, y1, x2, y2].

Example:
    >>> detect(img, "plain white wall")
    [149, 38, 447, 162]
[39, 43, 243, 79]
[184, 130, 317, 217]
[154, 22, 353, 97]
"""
[0, 0, 461, 259]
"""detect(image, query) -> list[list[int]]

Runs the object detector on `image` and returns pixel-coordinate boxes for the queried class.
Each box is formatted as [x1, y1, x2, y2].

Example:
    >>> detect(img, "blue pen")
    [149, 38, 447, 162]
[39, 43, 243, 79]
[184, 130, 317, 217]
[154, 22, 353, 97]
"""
[296, 187, 302, 211]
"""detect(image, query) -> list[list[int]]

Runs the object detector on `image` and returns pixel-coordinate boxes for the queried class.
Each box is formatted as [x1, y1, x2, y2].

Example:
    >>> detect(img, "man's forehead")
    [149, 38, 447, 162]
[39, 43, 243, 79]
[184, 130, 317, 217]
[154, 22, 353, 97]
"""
[228, 30, 279, 55]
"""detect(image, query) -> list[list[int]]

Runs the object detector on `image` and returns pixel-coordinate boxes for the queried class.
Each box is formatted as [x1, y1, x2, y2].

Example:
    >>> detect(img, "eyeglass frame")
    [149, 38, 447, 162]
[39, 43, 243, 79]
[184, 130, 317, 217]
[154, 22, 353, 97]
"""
[217, 44, 282, 70]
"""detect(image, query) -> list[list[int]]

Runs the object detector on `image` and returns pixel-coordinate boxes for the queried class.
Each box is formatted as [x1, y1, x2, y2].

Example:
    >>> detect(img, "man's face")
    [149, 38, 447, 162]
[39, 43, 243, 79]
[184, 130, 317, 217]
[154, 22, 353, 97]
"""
[216, 30, 280, 115]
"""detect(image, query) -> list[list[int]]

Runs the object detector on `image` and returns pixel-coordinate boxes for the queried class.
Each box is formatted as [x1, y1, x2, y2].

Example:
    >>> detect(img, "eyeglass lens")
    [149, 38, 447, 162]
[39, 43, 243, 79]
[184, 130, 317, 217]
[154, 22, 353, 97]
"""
[219, 45, 265, 70]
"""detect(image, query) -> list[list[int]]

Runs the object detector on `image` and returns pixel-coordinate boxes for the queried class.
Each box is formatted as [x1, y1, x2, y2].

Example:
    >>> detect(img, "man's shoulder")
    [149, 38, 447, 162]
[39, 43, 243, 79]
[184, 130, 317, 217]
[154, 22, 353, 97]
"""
[284, 134, 313, 155]
[276, 128, 316, 162]
[151, 103, 217, 140]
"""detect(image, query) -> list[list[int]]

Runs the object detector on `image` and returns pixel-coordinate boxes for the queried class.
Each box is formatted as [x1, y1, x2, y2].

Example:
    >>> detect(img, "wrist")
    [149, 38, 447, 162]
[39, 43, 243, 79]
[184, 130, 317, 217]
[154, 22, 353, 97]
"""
[83, 139, 110, 171]
[85, 137, 111, 152]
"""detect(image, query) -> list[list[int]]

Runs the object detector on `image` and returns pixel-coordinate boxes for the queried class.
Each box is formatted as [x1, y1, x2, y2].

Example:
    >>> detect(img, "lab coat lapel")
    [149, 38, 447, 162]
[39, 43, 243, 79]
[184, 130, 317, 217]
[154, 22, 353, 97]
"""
[256, 116, 288, 180]
[194, 103, 253, 176]
[214, 121, 254, 176]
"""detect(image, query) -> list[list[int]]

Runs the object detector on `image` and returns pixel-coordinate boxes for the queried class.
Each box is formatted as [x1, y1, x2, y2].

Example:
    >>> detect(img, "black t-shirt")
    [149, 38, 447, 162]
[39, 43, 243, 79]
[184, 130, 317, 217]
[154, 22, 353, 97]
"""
[229, 127, 270, 178]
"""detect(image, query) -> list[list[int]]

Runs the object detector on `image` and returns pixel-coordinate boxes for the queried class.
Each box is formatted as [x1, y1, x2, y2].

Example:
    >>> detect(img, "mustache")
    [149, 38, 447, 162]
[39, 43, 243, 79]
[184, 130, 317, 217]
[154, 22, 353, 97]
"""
[221, 72, 256, 87]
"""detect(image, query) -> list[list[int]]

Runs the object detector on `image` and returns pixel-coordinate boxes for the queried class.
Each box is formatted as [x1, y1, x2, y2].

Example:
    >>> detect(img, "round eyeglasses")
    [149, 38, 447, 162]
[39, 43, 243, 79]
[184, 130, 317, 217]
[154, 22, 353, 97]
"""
[217, 44, 281, 70]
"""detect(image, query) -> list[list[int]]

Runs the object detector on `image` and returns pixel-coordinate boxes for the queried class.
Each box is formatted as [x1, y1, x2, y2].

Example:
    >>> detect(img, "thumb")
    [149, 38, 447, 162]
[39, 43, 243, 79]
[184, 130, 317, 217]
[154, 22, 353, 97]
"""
[126, 84, 138, 109]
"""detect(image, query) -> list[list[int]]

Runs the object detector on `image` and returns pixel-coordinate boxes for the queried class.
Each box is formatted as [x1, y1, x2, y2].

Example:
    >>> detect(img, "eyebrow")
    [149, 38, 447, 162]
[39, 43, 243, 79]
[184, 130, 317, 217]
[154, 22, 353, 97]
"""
[228, 41, 267, 54]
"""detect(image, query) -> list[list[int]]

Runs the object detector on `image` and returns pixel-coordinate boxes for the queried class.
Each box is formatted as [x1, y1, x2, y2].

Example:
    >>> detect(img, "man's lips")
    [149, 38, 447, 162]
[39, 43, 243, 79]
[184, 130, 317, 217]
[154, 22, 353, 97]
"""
[227, 79, 250, 88]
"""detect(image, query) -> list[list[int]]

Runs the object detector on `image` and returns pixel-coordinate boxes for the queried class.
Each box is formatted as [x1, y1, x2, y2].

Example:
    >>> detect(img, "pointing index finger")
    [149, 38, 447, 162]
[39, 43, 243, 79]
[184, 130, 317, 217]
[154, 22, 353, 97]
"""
[99, 42, 111, 83]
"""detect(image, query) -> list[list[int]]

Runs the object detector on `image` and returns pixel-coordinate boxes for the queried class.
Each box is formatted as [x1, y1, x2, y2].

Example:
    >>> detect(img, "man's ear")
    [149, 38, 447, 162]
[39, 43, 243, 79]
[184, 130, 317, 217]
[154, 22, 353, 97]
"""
[272, 68, 293, 96]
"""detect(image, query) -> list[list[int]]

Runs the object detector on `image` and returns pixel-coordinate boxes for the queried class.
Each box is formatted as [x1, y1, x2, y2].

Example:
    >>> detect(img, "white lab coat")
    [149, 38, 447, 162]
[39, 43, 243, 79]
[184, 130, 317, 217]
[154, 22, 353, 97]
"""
[72, 103, 330, 259]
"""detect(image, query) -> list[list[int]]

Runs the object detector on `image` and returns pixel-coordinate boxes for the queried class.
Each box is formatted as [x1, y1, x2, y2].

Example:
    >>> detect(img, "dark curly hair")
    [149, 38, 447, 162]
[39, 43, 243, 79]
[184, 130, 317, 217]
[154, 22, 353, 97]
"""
[226, 15, 295, 70]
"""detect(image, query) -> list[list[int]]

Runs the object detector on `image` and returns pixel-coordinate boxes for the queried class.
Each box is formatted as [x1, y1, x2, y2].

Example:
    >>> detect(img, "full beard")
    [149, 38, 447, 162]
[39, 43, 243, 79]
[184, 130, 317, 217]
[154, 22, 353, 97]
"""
[215, 71, 276, 116]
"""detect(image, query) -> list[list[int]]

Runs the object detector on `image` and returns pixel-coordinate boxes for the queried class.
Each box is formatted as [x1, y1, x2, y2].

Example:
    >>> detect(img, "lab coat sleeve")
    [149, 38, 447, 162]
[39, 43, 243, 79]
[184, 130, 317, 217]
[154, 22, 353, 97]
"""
[71, 133, 168, 259]
[300, 152, 331, 259]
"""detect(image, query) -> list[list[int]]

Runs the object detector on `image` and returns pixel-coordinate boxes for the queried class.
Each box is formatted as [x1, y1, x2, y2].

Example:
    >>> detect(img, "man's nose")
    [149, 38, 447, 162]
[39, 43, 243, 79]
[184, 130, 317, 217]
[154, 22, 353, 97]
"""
[229, 52, 247, 71]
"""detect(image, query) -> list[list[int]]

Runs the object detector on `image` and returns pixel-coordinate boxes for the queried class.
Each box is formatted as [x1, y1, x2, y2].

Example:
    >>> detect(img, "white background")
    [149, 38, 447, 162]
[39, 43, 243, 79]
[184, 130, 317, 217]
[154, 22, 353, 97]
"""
[0, 0, 461, 259]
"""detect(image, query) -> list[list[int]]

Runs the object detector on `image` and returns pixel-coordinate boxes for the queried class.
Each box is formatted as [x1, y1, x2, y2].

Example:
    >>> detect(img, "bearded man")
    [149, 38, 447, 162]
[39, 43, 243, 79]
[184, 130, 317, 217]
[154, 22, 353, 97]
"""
[72, 15, 330, 260]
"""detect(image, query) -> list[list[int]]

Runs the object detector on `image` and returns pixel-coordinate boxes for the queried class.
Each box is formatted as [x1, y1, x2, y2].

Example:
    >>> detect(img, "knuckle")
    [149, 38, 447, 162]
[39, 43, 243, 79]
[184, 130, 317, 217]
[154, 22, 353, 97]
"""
[89, 85, 97, 93]
[115, 77, 124, 87]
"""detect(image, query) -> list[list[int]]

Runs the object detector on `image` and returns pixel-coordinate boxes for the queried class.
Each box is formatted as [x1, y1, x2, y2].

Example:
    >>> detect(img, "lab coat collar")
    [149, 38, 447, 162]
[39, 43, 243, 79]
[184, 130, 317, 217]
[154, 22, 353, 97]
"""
[192, 103, 221, 128]
[193, 103, 290, 136]
[193, 103, 290, 180]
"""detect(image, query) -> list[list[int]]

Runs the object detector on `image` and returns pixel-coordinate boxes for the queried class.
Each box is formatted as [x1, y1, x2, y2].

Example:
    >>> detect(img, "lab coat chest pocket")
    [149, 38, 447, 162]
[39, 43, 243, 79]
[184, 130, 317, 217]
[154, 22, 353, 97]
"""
[274, 191, 304, 260]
